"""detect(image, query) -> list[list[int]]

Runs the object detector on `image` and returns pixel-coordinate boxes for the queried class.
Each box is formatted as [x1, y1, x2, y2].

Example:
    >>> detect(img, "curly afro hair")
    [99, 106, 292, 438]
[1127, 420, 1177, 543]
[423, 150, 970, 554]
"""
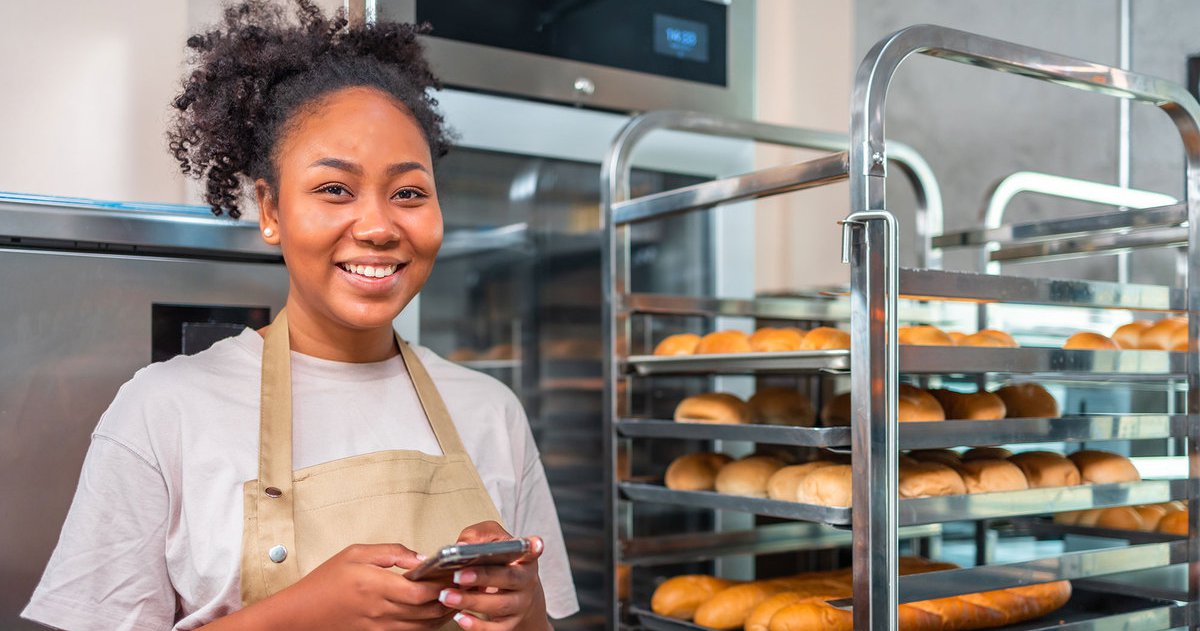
[168, 0, 452, 218]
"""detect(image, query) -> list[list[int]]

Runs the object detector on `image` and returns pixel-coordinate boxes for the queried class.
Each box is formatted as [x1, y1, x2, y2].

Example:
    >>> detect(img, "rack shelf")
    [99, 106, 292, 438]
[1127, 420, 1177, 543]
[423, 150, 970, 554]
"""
[933, 203, 1184, 249]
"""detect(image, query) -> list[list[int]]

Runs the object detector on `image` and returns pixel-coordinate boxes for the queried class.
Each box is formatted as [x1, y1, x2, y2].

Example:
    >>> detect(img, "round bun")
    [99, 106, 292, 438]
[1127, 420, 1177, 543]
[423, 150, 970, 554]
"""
[1073, 508, 1106, 527]
[962, 446, 1013, 461]
[766, 461, 837, 501]
[748, 388, 815, 427]
[1112, 320, 1152, 349]
[750, 327, 806, 352]
[1159, 509, 1188, 535]
[955, 459, 1029, 493]
[947, 331, 968, 345]
[1053, 510, 1082, 525]
[908, 449, 961, 467]
[1009, 451, 1081, 488]
[447, 348, 477, 362]
[899, 325, 954, 346]
[714, 456, 786, 497]
[696, 330, 752, 355]
[961, 329, 1019, 348]
[898, 460, 967, 499]
[1067, 450, 1140, 484]
[929, 389, 1006, 420]
[1063, 331, 1120, 350]
[1140, 318, 1186, 350]
[799, 327, 850, 350]
[797, 464, 853, 507]
[820, 393, 851, 427]
[651, 575, 739, 619]
[654, 333, 701, 356]
[1134, 504, 1169, 531]
[1170, 325, 1189, 352]
[484, 343, 516, 360]
[674, 393, 751, 424]
[898, 384, 946, 422]
[994, 383, 1060, 418]
[665, 452, 734, 491]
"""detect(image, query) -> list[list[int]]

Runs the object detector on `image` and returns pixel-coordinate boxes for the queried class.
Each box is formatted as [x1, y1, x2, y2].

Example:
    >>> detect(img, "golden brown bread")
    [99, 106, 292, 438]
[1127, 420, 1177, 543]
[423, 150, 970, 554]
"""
[750, 327, 806, 352]
[1159, 508, 1188, 535]
[665, 452, 734, 491]
[908, 449, 962, 467]
[929, 389, 1007, 420]
[799, 327, 851, 350]
[899, 325, 955, 346]
[960, 329, 1019, 348]
[651, 575, 739, 619]
[749, 388, 815, 427]
[797, 464, 853, 507]
[1009, 451, 1081, 488]
[1170, 324, 1189, 352]
[1063, 331, 1120, 350]
[994, 383, 1060, 418]
[1140, 317, 1186, 350]
[1067, 450, 1141, 484]
[821, 385, 945, 427]
[1134, 504, 1169, 530]
[899, 460, 967, 499]
[654, 333, 701, 356]
[694, 581, 795, 630]
[947, 331, 968, 345]
[961, 446, 1013, 461]
[766, 461, 837, 501]
[696, 330, 753, 355]
[483, 343, 516, 360]
[715, 456, 786, 497]
[745, 593, 807, 631]
[674, 393, 751, 424]
[1095, 506, 1144, 531]
[1112, 320, 1152, 350]
[447, 348, 477, 362]
[954, 459, 1030, 494]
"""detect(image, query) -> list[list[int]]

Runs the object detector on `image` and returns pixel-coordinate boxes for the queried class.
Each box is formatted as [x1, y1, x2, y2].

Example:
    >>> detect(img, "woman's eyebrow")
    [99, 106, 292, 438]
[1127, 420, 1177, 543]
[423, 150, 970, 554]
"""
[308, 158, 428, 177]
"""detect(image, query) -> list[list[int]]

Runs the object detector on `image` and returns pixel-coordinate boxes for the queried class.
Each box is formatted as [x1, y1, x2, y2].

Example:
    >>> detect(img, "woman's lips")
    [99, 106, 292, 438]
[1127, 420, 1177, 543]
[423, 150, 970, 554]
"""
[335, 262, 406, 292]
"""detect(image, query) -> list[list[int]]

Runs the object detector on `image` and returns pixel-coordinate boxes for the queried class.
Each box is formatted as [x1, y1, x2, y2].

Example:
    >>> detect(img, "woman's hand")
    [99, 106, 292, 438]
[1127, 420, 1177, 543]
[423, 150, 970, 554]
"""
[437, 521, 551, 631]
[202, 543, 455, 631]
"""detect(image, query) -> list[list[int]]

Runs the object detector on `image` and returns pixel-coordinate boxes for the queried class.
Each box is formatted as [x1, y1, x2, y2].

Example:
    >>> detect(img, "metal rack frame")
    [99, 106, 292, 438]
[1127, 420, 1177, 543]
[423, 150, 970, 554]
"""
[601, 23, 1200, 631]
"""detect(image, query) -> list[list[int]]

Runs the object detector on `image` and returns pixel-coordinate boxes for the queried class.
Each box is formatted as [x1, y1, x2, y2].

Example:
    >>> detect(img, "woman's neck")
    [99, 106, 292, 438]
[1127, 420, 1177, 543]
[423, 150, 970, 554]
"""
[263, 298, 400, 363]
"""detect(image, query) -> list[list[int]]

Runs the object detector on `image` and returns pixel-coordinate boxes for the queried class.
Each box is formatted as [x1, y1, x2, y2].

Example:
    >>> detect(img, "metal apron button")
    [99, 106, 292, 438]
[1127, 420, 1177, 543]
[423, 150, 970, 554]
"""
[268, 545, 288, 563]
[264, 486, 282, 498]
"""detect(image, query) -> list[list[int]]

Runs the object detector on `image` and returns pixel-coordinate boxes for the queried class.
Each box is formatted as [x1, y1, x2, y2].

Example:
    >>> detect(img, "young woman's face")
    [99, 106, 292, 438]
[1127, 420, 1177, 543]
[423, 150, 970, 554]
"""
[258, 86, 442, 332]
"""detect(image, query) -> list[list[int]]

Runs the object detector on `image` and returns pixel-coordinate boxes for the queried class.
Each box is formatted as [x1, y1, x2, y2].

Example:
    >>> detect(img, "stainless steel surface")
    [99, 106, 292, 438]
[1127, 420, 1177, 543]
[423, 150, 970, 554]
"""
[0, 247, 288, 629]
[900, 268, 1184, 311]
[619, 483, 853, 525]
[626, 349, 850, 374]
[615, 420, 852, 447]
[934, 202, 1184, 248]
[1009, 517, 1184, 546]
[992, 227, 1188, 264]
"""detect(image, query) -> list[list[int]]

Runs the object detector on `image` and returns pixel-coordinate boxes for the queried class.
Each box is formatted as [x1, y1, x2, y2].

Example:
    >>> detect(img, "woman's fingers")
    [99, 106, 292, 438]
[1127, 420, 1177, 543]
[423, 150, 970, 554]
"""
[345, 542, 424, 569]
[456, 520, 511, 544]
[442, 588, 525, 619]
[450, 564, 532, 592]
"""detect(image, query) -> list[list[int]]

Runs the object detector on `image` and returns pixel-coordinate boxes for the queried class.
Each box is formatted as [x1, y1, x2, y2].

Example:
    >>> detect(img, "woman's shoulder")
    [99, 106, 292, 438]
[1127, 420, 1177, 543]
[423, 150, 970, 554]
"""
[412, 345, 524, 417]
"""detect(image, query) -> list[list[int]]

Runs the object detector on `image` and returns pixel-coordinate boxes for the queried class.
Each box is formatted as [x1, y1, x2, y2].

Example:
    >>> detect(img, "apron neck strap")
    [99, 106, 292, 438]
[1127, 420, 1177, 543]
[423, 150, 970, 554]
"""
[394, 333, 469, 456]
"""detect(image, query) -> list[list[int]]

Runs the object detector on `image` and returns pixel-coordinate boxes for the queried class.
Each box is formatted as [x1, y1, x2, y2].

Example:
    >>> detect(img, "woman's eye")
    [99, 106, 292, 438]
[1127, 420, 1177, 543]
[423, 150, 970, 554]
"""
[394, 188, 426, 201]
[317, 184, 350, 196]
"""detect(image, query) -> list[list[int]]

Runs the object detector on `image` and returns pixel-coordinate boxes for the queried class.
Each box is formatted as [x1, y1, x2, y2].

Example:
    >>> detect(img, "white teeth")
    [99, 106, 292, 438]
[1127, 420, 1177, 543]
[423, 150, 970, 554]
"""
[341, 263, 397, 278]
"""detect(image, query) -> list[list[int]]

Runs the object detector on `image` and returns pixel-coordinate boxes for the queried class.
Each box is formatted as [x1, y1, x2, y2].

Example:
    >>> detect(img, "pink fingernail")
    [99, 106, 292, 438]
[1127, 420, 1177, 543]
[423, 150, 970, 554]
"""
[439, 589, 463, 606]
[454, 612, 472, 628]
[416, 554, 427, 561]
[454, 569, 477, 585]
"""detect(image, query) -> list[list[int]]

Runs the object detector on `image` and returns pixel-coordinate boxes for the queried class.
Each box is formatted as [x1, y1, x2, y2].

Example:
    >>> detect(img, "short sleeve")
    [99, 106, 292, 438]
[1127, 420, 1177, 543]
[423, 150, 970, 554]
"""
[510, 429, 580, 620]
[22, 435, 175, 631]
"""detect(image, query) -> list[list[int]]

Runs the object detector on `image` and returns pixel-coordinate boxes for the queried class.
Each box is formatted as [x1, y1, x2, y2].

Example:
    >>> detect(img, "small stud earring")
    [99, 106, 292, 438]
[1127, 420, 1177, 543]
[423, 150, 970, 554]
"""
[263, 227, 274, 238]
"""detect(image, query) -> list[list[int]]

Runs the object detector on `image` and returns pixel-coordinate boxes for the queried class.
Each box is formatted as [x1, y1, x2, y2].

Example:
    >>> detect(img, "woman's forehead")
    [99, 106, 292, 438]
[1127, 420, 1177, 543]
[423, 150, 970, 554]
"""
[278, 87, 433, 169]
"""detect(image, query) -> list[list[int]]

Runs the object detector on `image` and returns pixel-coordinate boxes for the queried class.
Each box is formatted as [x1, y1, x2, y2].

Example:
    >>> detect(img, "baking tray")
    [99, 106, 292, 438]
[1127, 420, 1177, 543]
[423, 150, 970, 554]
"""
[620, 479, 1187, 527]
[630, 587, 1187, 631]
[1007, 516, 1185, 546]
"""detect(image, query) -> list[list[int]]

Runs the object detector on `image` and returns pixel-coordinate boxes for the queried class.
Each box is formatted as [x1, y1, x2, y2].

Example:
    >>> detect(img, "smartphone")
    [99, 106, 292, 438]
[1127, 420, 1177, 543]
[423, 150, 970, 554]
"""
[404, 539, 531, 582]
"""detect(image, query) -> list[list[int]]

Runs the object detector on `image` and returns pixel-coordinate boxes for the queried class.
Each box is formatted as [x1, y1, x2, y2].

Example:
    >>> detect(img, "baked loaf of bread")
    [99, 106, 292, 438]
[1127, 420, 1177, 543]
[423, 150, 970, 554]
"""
[697, 330, 753, 355]
[1170, 324, 1189, 352]
[715, 456, 786, 497]
[899, 460, 967, 499]
[1067, 450, 1140, 484]
[799, 327, 850, 350]
[1009, 451, 1081, 488]
[994, 383, 1060, 418]
[955, 459, 1029, 494]
[1094, 505, 1144, 530]
[675, 393, 751, 424]
[1159, 508, 1188, 535]
[766, 461, 837, 501]
[654, 333, 702, 356]
[1063, 331, 1119, 350]
[820, 385, 945, 426]
[1111, 320, 1152, 349]
[665, 452, 734, 491]
[1139, 317, 1186, 350]
[796, 464, 853, 507]
[899, 325, 954, 346]
[748, 388, 815, 427]
[960, 329, 1019, 348]
[929, 389, 1006, 420]
[750, 328, 806, 352]
[652, 575, 741, 619]
[908, 449, 961, 467]
[961, 446, 1013, 461]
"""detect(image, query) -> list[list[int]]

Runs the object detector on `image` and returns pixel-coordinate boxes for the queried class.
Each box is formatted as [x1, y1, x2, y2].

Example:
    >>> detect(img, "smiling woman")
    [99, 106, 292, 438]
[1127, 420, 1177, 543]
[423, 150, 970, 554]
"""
[20, 2, 577, 630]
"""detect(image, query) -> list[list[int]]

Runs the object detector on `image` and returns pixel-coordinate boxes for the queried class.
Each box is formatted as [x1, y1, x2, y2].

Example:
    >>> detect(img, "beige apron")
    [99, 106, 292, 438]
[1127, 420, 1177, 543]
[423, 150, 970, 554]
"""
[240, 308, 504, 609]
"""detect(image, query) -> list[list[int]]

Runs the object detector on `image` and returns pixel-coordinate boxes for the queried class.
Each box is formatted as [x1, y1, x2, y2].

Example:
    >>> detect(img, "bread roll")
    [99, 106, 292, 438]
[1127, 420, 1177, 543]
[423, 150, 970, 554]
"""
[1112, 320, 1152, 349]
[820, 385, 944, 426]
[1053, 510, 1082, 525]
[749, 388, 815, 427]
[768, 598, 851, 631]
[1073, 508, 1105, 527]
[766, 461, 837, 501]
[665, 452, 734, 491]
[797, 464, 853, 507]
[1170, 324, 1189, 352]
[696, 330, 752, 355]
[956, 580, 1072, 628]
[654, 333, 701, 356]
[694, 581, 794, 630]
[674, 393, 750, 424]
[484, 343, 516, 360]
[1063, 331, 1120, 350]
[750, 327, 806, 352]
[962, 446, 1013, 461]
[715, 456, 786, 497]
[1140, 317, 1186, 350]
[1159, 508, 1188, 535]
[899, 460, 967, 499]
[899, 325, 955, 346]
[908, 449, 962, 467]
[819, 393, 851, 427]
[799, 327, 850, 350]
[1009, 451, 1081, 488]
[1095, 505, 1144, 531]
[745, 593, 807, 631]
[651, 575, 739, 619]
[955, 459, 1029, 493]
[961, 329, 1019, 348]
[929, 389, 1007, 420]
[947, 331, 968, 345]
[1067, 450, 1140, 484]
[994, 383, 1060, 418]
[1134, 504, 1169, 530]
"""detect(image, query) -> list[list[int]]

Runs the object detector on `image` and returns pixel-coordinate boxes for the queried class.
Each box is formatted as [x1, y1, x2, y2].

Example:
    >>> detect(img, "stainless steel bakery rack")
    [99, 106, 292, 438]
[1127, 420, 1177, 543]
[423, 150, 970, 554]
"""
[602, 23, 1200, 631]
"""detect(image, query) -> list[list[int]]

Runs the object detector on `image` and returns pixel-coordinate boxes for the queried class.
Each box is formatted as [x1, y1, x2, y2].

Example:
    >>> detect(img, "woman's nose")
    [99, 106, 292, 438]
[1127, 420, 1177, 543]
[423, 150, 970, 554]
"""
[350, 196, 401, 246]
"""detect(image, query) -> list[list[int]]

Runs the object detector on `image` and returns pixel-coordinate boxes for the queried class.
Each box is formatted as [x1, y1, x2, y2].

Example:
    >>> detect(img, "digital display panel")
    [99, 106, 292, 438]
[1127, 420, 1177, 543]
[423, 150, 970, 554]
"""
[653, 14, 709, 63]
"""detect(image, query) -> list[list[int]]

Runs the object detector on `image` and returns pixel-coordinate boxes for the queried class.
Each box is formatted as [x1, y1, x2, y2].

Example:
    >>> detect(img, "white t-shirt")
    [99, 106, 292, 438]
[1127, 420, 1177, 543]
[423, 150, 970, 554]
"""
[22, 329, 579, 630]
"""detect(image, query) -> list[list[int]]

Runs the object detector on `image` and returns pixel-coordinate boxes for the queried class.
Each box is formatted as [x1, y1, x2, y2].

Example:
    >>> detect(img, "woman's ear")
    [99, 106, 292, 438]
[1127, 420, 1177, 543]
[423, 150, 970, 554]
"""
[255, 179, 281, 246]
